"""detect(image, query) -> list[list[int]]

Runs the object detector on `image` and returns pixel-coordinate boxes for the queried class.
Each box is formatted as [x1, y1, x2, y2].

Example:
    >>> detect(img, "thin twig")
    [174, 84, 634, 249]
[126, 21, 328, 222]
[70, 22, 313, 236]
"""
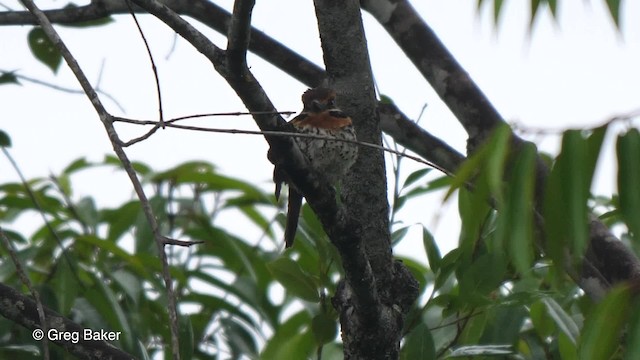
[0, 69, 125, 112]
[166, 110, 296, 123]
[18, 0, 183, 357]
[1, 147, 84, 287]
[125, 0, 165, 127]
[113, 116, 446, 171]
[162, 236, 204, 247]
[0, 228, 50, 360]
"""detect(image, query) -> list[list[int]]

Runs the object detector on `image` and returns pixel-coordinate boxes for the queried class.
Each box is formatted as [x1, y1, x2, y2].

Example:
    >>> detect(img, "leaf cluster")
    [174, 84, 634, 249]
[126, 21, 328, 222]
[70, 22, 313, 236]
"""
[395, 124, 640, 359]
[0, 155, 343, 359]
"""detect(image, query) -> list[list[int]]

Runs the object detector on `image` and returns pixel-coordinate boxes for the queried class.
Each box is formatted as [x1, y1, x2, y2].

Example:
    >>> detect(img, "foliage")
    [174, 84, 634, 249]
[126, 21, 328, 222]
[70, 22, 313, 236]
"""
[478, 0, 623, 29]
[2, 123, 640, 358]
[0, 155, 342, 359]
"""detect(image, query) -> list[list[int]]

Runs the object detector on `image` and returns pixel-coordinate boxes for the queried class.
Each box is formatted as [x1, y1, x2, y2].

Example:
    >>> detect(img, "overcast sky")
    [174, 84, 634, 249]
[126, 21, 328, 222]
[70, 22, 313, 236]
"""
[1, 0, 639, 257]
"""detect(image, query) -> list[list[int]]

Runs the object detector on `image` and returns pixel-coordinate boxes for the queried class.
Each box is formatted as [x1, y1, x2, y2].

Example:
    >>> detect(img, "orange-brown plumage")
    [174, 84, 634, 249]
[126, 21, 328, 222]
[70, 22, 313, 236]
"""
[274, 87, 358, 247]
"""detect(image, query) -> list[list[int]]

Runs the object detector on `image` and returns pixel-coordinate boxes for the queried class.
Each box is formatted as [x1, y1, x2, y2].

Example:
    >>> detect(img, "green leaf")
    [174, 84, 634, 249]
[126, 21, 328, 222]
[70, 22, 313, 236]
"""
[178, 316, 195, 360]
[391, 225, 410, 245]
[267, 257, 319, 302]
[222, 317, 257, 358]
[51, 257, 80, 314]
[585, 124, 608, 183]
[379, 94, 395, 105]
[617, 129, 640, 239]
[400, 322, 435, 360]
[530, 0, 542, 27]
[458, 253, 506, 305]
[76, 196, 99, 229]
[559, 331, 578, 360]
[506, 142, 537, 275]
[0, 130, 11, 147]
[103, 154, 151, 175]
[624, 301, 640, 360]
[62, 157, 93, 174]
[434, 248, 462, 291]
[0, 71, 20, 85]
[542, 297, 579, 345]
[544, 130, 592, 269]
[493, 0, 504, 25]
[457, 187, 491, 264]
[449, 344, 514, 357]
[75, 235, 146, 276]
[549, 0, 558, 17]
[28, 27, 62, 73]
[262, 311, 312, 359]
[0, 345, 40, 356]
[447, 124, 510, 202]
[579, 286, 630, 360]
[101, 201, 140, 242]
[562, 131, 590, 258]
[605, 0, 621, 28]
[422, 227, 441, 272]
[84, 272, 135, 351]
[402, 168, 431, 189]
[311, 313, 337, 345]
[458, 311, 488, 345]
[110, 269, 142, 305]
[529, 300, 554, 339]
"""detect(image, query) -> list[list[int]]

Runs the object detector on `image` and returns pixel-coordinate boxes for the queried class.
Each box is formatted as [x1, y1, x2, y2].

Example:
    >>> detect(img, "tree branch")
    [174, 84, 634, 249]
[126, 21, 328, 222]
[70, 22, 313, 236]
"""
[226, 0, 254, 75]
[0, 282, 135, 360]
[378, 102, 465, 174]
[312, 1, 419, 358]
[360, 0, 504, 152]
[17, 0, 184, 357]
[360, 0, 640, 299]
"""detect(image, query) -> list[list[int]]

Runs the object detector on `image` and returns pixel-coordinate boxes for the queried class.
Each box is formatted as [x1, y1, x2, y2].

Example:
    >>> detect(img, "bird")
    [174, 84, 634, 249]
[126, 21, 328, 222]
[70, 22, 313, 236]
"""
[274, 87, 358, 248]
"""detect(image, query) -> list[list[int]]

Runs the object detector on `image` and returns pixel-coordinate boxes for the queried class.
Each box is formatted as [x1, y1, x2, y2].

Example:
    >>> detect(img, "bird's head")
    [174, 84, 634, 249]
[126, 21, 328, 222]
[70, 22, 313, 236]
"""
[301, 87, 337, 113]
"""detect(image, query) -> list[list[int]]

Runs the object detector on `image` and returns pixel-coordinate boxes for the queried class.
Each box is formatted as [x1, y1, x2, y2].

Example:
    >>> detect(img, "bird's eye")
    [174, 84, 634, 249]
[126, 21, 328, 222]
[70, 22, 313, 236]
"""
[327, 98, 336, 107]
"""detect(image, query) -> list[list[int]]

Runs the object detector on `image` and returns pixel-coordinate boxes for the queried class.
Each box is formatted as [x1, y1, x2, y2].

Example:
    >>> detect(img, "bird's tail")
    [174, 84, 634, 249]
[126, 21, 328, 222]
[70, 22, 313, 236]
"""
[284, 188, 303, 248]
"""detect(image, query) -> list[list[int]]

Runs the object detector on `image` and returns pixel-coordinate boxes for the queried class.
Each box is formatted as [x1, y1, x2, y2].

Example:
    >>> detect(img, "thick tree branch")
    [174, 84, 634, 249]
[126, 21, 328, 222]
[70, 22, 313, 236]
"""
[226, 0, 253, 75]
[0, 0, 459, 174]
[313, 0, 384, 321]
[378, 102, 465, 174]
[128, 2, 373, 309]
[313, 1, 419, 359]
[5, 0, 636, 304]
[360, 0, 504, 152]
[0, 282, 134, 360]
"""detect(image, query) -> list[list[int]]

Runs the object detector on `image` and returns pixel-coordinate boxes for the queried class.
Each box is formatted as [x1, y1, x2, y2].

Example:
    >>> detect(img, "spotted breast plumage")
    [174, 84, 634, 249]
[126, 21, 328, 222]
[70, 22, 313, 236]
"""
[274, 87, 358, 247]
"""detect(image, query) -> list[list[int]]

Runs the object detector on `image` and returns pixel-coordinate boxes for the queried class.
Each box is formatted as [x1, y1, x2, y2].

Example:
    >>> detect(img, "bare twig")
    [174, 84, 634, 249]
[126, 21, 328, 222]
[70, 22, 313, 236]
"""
[1, 147, 84, 287]
[0, 69, 125, 112]
[113, 116, 442, 169]
[162, 236, 204, 247]
[125, 0, 165, 127]
[18, 0, 183, 357]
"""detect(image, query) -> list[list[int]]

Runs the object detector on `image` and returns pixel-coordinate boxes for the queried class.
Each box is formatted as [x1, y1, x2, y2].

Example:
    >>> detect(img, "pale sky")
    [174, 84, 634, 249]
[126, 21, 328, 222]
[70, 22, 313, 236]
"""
[1, 0, 639, 258]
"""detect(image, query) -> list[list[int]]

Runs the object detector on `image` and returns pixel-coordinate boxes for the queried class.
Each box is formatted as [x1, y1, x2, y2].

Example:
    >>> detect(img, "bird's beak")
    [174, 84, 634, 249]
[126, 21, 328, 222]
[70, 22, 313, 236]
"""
[311, 99, 326, 112]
